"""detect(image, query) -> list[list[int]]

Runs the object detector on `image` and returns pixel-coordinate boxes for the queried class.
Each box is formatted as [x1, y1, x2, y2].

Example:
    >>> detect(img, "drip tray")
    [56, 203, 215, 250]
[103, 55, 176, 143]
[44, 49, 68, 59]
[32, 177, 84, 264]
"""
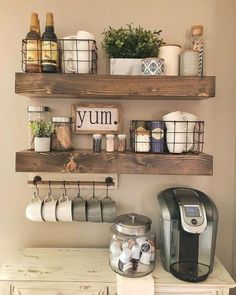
[170, 261, 210, 282]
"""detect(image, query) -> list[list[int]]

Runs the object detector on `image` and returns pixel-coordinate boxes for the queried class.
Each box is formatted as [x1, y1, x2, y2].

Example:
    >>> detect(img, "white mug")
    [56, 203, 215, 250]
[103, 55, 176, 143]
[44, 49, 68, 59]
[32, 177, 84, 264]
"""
[42, 194, 58, 222]
[25, 194, 44, 222]
[56, 195, 73, 222]
[162, 111, 186, 131]
[166, 129, 186, 153]
[62, 31, 96, 74]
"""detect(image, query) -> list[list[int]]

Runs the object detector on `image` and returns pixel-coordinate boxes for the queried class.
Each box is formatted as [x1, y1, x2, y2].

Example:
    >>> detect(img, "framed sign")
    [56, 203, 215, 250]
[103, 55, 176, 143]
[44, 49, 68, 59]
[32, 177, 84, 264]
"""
[72, 104, 121, 134]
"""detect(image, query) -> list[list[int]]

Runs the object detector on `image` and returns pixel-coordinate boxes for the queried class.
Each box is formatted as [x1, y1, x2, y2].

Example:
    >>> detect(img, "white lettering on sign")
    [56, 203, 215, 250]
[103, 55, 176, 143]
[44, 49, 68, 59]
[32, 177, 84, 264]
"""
[72, 104, 121, 134]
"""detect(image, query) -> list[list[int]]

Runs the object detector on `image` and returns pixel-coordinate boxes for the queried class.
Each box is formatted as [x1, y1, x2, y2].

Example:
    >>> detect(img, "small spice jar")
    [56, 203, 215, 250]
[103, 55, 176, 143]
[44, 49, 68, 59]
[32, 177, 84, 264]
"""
[27, 106, 51, 150]
[51, 117, 73, 151]
[109, 213, 156, 277]
[106, 134, 115, 152]
[117, 134, 126, 152]
[93, 134, 102, 152]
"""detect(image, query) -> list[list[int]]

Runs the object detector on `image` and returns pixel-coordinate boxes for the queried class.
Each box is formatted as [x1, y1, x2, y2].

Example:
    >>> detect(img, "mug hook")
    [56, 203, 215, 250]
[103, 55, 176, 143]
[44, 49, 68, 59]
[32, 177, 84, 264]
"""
[48, 180, 52, 196]
[63, 180, 67, 196]
[77, 181, 81, 197]
[35, 182, 39, 197]
[93, 181, 95, 198]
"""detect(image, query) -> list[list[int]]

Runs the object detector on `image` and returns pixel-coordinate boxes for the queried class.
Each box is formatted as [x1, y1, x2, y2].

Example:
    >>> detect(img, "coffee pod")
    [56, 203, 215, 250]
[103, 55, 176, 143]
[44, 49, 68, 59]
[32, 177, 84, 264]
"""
[119, 248, 132, 263]
[122, 241, 129, 249]
[123, 261, 134, 274]
[140, 241, 151, 253]
[136, 237, 147, 248]
[140, 252, 151, 265]
[131, 244, 141, 260]
[118, 248, 132, 271]
[110, 242, 122, 256]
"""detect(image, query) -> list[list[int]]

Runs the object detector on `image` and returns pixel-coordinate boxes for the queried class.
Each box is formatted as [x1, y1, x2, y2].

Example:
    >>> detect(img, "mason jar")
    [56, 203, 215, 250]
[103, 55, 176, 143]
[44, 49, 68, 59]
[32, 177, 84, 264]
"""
[109, 213, 156, 277]
[28, 106, 51, 150]
[51, 117, 73, 151]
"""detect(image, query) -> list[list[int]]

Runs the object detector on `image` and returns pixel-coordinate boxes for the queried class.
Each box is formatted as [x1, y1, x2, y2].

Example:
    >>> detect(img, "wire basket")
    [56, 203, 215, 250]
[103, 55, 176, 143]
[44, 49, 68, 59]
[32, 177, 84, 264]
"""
[130, 120, 204, 154]
[21, 38, 98, 74]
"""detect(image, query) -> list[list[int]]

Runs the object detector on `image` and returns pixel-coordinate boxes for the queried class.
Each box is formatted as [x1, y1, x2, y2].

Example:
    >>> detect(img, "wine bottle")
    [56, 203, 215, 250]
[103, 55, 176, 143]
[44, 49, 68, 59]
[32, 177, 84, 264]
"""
[25, 12, 41, 73]
[41, 12, 58, 73]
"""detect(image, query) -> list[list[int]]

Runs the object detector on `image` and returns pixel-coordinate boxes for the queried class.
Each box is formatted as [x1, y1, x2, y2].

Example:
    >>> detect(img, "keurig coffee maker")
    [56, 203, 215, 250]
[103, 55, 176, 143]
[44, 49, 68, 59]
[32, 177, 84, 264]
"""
[158, 188, 218, 282]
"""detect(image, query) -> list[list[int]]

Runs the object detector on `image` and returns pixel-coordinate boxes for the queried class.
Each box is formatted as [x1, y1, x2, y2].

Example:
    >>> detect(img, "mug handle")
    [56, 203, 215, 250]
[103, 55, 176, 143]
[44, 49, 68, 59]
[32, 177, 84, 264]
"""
[63, 35, 77, 73]
[182, 113, 196, 151]
[43, 194, 54, 203]
[30, 193, 41, 203]
[59, 194, 69, 204]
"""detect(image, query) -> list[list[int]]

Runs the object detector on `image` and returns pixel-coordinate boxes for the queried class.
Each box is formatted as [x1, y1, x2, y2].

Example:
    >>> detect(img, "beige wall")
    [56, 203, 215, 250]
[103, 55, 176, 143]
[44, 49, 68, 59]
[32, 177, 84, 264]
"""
[0, 0, 236, 278]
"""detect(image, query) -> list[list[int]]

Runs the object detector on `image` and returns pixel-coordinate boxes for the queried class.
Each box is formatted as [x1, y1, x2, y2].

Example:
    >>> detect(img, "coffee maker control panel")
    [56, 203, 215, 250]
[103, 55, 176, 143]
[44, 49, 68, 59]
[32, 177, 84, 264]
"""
[174, 189, 207, 234]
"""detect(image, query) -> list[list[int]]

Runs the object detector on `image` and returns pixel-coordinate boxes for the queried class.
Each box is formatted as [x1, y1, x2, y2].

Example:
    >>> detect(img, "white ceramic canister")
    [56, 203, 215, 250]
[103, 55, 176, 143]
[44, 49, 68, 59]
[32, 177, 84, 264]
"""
[180, 50, 199, 76]
[158, 44, 181, 76]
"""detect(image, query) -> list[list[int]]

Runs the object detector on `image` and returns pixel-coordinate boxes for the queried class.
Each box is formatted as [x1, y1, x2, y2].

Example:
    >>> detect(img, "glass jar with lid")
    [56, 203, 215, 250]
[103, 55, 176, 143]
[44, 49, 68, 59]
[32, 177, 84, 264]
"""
[109, 213, 156, 277]
[28, 106, 51, 150]
[51, 117, 73, 151]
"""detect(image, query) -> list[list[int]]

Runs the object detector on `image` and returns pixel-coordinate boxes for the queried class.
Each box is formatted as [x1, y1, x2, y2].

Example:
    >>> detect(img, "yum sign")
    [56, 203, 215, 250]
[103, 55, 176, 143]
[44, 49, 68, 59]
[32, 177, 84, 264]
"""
[72, 104, 121, 134]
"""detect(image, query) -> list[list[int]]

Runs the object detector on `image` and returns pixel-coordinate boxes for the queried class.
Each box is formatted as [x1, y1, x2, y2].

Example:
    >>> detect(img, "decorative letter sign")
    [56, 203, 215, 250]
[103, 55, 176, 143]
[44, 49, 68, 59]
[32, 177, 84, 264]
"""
[72, 104, 121, 134]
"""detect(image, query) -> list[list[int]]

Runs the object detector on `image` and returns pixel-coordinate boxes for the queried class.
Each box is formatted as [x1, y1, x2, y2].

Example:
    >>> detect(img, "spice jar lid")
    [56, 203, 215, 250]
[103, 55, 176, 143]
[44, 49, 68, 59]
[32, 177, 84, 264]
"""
[118, 134, 126, 139]
[115, 213, 152, 236]
[28, 106, 50, 112]
[52, 116, 72, 123]
[93, 134, 102, 139]
[106, 134, 115, 138]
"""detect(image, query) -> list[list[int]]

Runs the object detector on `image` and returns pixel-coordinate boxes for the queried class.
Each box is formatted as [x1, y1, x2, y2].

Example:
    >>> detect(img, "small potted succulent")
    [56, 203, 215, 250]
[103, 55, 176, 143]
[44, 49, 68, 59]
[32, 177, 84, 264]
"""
[29, 120, 54, 152]
[102, 24, 164, 75]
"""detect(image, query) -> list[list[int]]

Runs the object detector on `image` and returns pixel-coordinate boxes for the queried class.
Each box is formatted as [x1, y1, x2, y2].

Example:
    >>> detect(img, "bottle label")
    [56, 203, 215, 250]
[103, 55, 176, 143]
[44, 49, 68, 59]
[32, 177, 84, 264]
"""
[42, 41, 58, 66]
[26, 40, 41, 65]
[152, 128, 164, 140]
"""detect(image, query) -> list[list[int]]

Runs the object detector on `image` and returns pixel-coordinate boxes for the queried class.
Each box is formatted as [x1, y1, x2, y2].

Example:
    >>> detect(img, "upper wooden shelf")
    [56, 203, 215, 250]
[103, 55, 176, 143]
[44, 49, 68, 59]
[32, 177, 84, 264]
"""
[15, 150, 213, 175]
[15, 73, 215, 100]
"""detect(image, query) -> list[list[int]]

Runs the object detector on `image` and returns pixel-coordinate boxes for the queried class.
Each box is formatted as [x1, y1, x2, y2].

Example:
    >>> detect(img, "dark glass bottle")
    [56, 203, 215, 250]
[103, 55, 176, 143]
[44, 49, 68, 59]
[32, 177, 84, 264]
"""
[41, 13, 58, 73]
[25, 13, 41, 73]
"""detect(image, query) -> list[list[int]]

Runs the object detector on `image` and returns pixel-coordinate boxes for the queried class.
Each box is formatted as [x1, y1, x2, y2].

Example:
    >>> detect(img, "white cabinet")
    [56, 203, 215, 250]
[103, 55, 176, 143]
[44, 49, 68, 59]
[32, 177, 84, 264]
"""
[0, 248, 234, 295]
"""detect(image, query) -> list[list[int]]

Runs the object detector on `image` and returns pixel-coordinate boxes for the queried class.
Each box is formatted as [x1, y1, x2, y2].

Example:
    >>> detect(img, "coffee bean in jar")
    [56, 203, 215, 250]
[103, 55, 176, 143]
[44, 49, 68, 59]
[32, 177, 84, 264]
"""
[51, 117, 73, 151]
[109, 213, 156, 277]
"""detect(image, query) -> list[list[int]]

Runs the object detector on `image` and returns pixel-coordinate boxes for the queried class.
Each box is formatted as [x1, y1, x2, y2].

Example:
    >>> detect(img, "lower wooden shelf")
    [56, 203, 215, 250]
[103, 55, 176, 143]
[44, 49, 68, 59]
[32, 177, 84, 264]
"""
[15, 150, 213, 175]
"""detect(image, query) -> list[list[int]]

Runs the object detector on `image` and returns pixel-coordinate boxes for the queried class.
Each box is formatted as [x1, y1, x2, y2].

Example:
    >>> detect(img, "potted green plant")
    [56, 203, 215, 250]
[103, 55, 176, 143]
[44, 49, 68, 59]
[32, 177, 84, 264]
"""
[102, 24, 164, 75]
[29, 120, 54, 152]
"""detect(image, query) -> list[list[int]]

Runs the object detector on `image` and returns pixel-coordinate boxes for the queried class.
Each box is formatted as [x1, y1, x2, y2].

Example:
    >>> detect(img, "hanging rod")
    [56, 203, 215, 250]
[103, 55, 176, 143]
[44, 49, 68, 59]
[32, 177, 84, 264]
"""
[28, 175, 114, 187]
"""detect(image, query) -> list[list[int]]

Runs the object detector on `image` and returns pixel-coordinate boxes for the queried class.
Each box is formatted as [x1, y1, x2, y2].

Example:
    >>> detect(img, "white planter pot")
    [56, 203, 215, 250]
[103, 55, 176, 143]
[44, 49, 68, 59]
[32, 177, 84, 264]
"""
[34, 137, 51, 152]
[110, 58, 142, 75]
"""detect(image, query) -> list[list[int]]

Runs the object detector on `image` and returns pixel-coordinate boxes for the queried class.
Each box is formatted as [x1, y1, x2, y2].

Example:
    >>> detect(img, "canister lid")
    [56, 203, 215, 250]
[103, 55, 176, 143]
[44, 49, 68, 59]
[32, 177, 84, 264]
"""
[191, 25, 204, 36]
[115, 213, 152, 235]
[52, 116, 72, 123]
[28, 106, 50, 112]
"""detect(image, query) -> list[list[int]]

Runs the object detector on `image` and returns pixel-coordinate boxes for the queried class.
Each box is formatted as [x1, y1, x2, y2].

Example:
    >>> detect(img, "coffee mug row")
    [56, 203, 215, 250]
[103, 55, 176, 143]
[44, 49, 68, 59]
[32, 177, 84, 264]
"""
[26, 193, 117, 223]
[162, 111, 198, 153]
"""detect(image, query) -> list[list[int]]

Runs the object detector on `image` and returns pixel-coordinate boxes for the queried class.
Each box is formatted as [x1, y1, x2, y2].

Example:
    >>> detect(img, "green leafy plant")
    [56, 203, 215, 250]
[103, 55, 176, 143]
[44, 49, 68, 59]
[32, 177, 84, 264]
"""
[29, 120, 54, 138]
[102, 24, 164, 58]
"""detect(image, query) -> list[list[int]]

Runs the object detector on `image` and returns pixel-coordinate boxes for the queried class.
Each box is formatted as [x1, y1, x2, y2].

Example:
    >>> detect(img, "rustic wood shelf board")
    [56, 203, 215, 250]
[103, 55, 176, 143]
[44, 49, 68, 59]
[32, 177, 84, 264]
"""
[15, 73, 215, 99]
[16, 150, 213, 175]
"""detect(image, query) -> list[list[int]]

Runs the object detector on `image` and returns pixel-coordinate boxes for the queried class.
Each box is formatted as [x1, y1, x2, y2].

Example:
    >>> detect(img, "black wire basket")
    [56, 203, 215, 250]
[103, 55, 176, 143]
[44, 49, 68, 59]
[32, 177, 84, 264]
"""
[21, 38, 98, 74]
[130, 120, 204, 154]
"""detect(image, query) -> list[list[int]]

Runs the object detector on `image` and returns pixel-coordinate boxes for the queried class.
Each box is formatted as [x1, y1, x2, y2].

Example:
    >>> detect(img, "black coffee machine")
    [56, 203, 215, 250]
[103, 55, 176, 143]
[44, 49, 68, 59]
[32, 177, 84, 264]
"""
[158, 187, 218, 282]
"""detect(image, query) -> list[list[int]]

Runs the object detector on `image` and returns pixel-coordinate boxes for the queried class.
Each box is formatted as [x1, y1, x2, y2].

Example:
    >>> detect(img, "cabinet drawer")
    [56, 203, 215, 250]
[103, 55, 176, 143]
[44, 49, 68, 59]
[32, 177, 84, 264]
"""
[11, 282, 108, 295]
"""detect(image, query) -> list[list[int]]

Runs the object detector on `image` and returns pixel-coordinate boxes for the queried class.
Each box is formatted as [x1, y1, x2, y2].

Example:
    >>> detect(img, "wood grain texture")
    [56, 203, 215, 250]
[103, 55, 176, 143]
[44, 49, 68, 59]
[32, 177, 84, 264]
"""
[15, 150, 213, 175]
[15, 73, 215, 99]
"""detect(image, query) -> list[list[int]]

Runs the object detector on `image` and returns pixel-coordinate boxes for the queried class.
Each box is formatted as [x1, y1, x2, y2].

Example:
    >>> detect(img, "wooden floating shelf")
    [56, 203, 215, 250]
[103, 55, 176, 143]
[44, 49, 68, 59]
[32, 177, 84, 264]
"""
[15, 150, 213, 175]
[15, 73, 215, 100]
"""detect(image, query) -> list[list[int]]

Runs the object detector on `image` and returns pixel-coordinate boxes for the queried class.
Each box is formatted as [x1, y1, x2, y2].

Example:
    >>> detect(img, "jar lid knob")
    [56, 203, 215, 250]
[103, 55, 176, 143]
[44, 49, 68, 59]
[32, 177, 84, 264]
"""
[130, 214, 136, 223]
